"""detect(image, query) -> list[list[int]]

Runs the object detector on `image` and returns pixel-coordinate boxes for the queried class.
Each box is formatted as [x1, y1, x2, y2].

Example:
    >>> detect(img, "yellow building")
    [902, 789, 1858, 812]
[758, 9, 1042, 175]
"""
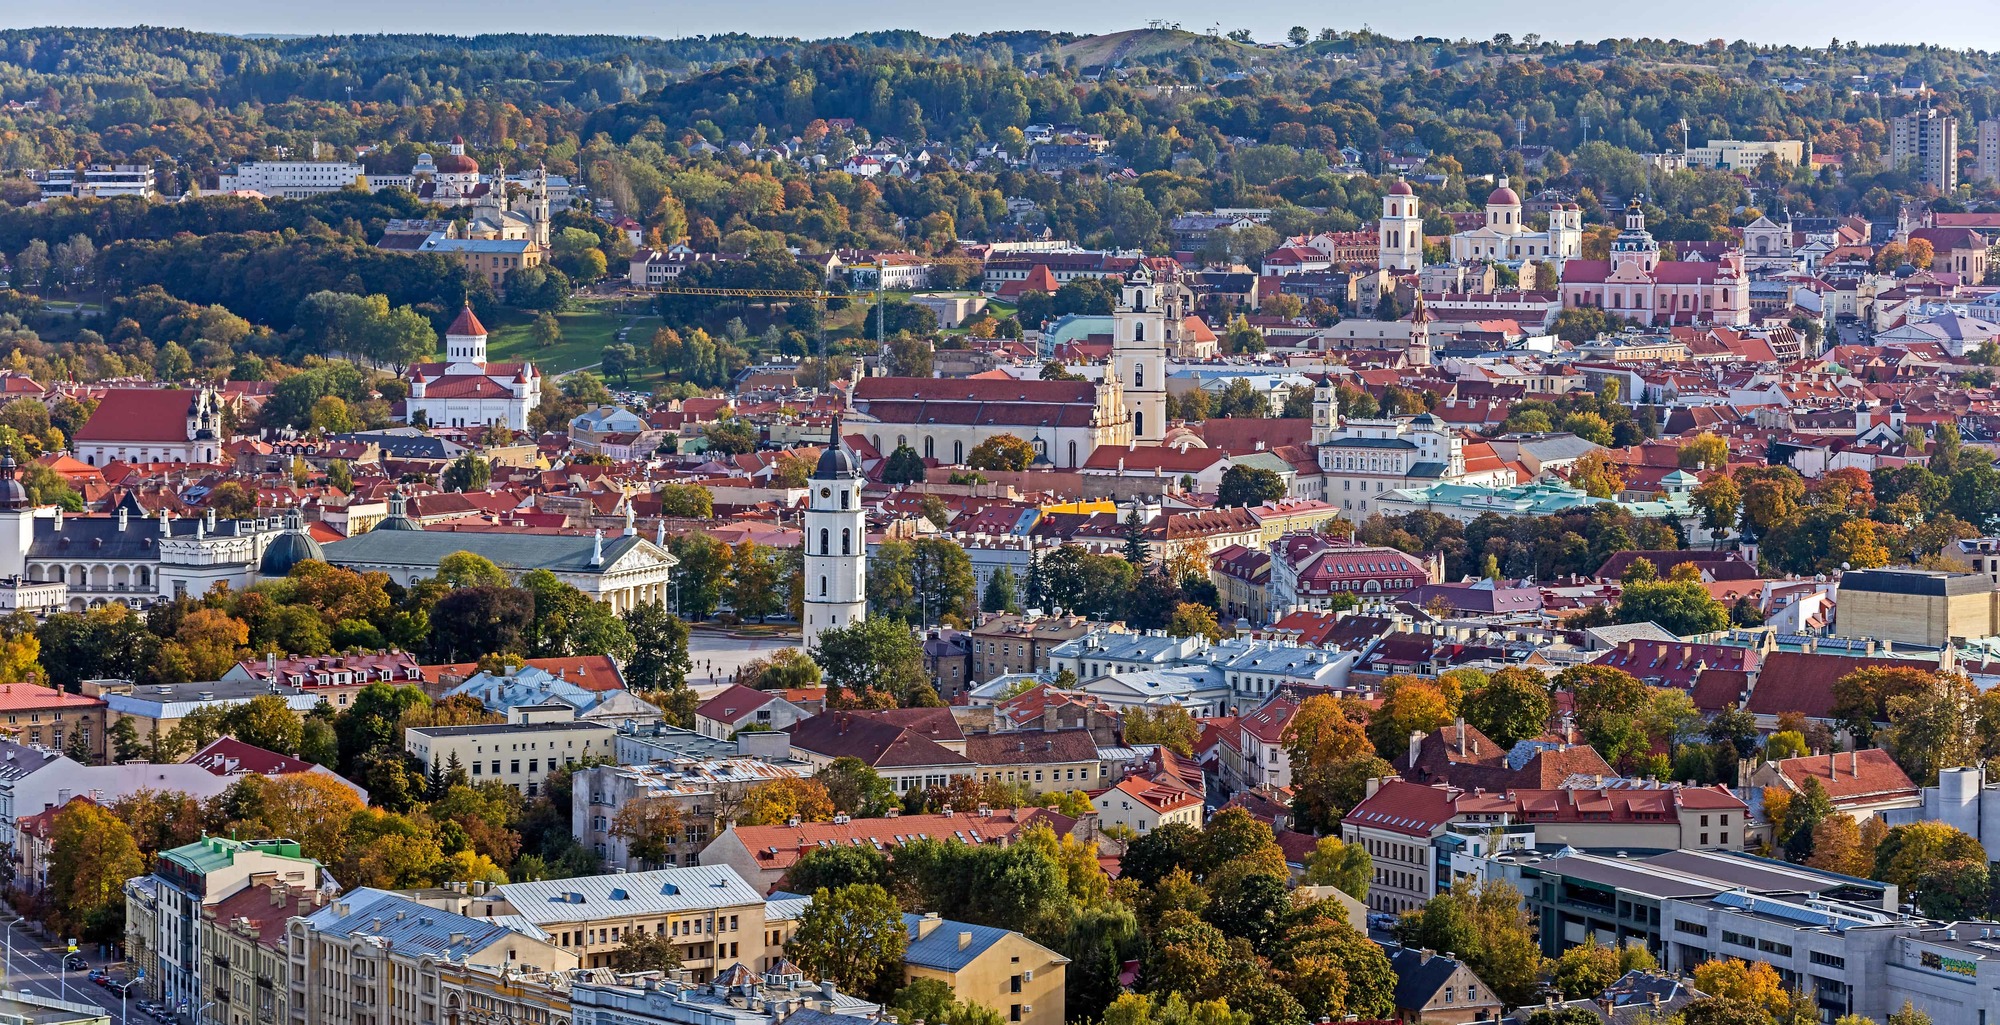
[899, 913, 1068, 1025]
[1833, 568, 2000, 647]
[416, 236, 547, 290]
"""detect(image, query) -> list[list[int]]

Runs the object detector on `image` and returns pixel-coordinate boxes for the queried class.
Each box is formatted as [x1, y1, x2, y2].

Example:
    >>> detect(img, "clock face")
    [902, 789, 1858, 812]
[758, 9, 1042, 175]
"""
[821, 488, 832, 498]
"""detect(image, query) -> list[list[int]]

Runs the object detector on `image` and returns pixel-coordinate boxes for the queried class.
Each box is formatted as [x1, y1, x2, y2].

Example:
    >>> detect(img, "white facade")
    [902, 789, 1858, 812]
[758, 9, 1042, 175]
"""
[1449, 178, 1584, 265]
[1379, 181, 1424, 272]
[216, 160, 368, 198]
[404, 306, 541, 431]
[1113, 267, 1171, 443]
[801, 432, 867, 651]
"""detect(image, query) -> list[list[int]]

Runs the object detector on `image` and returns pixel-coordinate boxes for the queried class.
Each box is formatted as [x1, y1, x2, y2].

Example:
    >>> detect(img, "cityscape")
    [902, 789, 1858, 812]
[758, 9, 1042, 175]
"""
[2, 17, 2000, 1025]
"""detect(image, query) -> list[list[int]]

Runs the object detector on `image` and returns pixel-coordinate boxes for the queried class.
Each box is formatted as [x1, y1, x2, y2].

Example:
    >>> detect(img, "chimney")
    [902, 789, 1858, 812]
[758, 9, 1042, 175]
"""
[958, 931, 973, 951]
[1418, 948, 1434, 966]
[1409, 730, 1424, 768]
[1455, 716, 1467, 756]
[916, 912, 942, 939]
[1850, 750, 1860, 776]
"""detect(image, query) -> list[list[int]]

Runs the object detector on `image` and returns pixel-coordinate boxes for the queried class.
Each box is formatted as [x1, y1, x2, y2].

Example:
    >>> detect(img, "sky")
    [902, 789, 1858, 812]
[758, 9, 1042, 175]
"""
[10, 0, 2000, 52]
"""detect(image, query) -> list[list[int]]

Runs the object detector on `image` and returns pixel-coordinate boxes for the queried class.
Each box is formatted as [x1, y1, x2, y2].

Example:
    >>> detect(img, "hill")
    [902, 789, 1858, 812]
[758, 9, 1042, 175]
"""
[1054, 29, 1252, 71]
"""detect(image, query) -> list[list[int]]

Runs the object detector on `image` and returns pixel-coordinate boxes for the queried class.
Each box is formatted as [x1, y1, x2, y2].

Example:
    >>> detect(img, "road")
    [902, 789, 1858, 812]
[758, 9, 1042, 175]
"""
[0, 911, 136, 1023]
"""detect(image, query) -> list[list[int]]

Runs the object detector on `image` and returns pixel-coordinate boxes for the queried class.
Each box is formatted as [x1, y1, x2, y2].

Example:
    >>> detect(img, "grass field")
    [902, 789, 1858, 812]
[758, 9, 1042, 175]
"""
[486, 302, 662, 376]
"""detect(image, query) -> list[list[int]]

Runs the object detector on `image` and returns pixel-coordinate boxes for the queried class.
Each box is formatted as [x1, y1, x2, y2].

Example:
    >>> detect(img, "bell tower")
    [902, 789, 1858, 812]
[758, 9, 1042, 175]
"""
[1379, 178, 1424, 272]
[1113, 267, 1168, 443]
[802, 419, 867, 651]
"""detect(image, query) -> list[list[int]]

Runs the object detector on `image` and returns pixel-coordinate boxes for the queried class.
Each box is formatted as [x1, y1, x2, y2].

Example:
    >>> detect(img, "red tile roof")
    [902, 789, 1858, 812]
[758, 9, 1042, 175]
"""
[73, 388, 203, 443]
[732, 807, 1074, 876]
[1767, 749, 1919, 806]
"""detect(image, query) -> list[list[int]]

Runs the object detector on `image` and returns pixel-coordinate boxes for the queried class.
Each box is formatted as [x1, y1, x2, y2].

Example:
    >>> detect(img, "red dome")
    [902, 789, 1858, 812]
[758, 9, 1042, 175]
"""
[1487, 185, 1521, 206]
[1387, 178, 1414, 196]
[435, 153, 479, 174]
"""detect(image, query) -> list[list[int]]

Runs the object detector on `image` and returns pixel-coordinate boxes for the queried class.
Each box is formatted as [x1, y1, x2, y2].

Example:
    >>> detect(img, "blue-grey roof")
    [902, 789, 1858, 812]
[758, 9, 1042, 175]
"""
[305, 888, 550, 956]
[323, 530, 649, 574]
[496, 865, 764, 924]
[899, 913, 1067, 972]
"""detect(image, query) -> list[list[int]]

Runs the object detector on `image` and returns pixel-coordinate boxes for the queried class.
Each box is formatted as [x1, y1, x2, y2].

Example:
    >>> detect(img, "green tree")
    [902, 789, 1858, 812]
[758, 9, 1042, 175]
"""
[788, 884, 909, 999]
[1300, 836, 1370, 899]
[810, 617, 928, 708]
[967, 434, 1036, 472]
[1217, 465, 1286, 508]
[1459, 667, 1554, 748]
[981, 565, 1020, 614]
[442, 455, 492, 493]
[1615, 579, 1728, 636]
[882, 444, 927, 483]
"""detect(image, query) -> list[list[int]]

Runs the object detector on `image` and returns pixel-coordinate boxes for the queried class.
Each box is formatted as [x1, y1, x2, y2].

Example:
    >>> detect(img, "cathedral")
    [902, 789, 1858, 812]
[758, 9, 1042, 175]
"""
[1559, 201, 1751, 328]
[403, 305, 542, 431]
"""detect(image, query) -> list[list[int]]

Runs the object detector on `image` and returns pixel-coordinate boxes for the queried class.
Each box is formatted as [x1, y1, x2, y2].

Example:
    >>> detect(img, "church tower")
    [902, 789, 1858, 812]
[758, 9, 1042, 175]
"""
[1309, 373, 1340, 446]
[1113, 266, 1169, 443]
[0, 457, 32, 581]
[443, 303, 489, 366]
[802, 419, 867, 651]
[1379, 178, 1424, 272]
[531, 165, 552, 247]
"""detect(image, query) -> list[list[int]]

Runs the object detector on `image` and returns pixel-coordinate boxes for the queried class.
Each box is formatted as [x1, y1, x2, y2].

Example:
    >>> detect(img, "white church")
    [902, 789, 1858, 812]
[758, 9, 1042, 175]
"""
[801, 421, 867, 650]
[403, 305, 542, 431]
[1447, 177, 1584, 265]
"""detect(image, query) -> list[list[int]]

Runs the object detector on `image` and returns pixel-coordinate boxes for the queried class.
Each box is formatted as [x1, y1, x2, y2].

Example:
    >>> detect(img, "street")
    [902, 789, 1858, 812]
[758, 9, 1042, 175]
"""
[0, 912, 133, 1024]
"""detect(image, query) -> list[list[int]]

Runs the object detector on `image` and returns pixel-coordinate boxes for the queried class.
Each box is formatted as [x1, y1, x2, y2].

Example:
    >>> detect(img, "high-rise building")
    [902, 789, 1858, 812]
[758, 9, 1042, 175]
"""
[1977, 119, 2000, 183]
[1891, 107, 1958, 191]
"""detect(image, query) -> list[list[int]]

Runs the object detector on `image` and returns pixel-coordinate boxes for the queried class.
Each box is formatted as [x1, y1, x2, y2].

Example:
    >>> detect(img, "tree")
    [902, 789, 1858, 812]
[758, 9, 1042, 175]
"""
[1124, 705, 1200, 756]
[427, 587, 534, 662]
[1365, 678, 1452, 757]
[604, 930, 684, 973]
[817, 757, 899, 818]
[810, 617, 927, 708]
[1217, 465, 1286, 508]
[231, 694, 305, 754]
[611, 799, 686, 868]
[704, 417, 760, 456]
[49, 801, 146, 942]
[1805, 815, 1870, 877]
[789, 884, 909, 998]
[882, 444, 927, 483]
[1300, 836, 1370, 898]
[622, 603, 692, 692]
[1460, 667, 1553, 748]
[981, 565, 1020, 614]
[656, 483, 714, 519]
[1883, 672, 1981, 786]
[1167, 602, 1226, 642]
[667, 533, 731, 620]
[1615, 579, 1728, 636]
[1555, 664, 1653, 766]
[442, 454, 492, 492]
[1396, 882, 1545, 1006]
[1875, 821, 1985, 889]
[1680, 433, 1730, 469]
[1915, 859, 1990, 919]
[531, 311, 564, 349]
[967, 434, 1036, 472]
[727, 541, 783, 622]
[738, 777, 836, 826]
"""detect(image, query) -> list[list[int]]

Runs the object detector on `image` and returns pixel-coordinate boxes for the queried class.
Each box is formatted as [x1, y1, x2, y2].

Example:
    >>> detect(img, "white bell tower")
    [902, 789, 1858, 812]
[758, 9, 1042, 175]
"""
[1114, 267, 1169, 443]
[802, 419, 867, 651]
[1379, 178, 1424, 272]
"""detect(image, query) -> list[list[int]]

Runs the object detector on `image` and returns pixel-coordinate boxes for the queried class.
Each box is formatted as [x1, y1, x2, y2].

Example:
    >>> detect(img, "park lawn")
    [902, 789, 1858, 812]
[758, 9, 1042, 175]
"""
[486, 305, 662, 376]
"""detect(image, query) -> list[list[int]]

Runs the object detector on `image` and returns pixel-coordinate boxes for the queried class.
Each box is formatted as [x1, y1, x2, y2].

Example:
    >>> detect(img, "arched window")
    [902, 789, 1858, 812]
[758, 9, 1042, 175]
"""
[1134, 364, 1144, 388]
[842, 528, 852, 555]
[1068, 441, 1078, 466]
[820, 528, 830, 555]
[820, 575, 828, 597]
[1134, 411, 1145, 437]
[954, 441, 964, 464]
[1134, 323, 1145, 343]
[924, 436, 935, 459]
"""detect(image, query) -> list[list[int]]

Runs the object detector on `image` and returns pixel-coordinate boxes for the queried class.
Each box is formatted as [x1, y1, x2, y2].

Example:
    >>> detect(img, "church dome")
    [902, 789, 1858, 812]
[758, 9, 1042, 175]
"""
[815, 441, 858, 479]
[376, 491, 424, 531]
[1387, 178, 1414, 196]
[0, 457, 28, 512]
[1487, 183, 1520, 206]
[260, 513, 324, 576]
[436, 152, 479, 175]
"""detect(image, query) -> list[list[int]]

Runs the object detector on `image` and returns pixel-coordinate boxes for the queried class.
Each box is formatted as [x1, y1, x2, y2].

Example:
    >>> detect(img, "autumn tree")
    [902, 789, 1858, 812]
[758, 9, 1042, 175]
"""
[1460, 667, 1554, 748]
[737, 777, 836, 826]
[49, 801, 146, 941]
[1300, 836, 1370, 899]
[611, 799, 687, 868]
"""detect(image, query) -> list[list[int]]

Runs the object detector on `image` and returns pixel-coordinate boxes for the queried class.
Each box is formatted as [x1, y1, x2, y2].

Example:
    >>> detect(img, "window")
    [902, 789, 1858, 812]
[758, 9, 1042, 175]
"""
[820, 528, 829, 555]
[1134, 362, 1144, 387]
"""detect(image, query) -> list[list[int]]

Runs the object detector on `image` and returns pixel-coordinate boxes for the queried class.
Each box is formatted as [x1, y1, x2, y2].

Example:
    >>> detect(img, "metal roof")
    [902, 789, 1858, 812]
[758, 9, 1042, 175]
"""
[497, 865, 765, 924]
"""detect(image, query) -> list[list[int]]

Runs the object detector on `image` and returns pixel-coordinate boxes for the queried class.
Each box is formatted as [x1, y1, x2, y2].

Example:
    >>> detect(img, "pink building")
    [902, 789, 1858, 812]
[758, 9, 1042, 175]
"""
[1561, 201, 1750, 327]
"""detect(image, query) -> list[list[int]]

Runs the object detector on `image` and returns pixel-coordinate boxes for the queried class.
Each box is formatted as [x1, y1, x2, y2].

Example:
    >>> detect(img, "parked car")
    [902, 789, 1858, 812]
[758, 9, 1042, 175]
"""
[62, 953, 87, 971]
